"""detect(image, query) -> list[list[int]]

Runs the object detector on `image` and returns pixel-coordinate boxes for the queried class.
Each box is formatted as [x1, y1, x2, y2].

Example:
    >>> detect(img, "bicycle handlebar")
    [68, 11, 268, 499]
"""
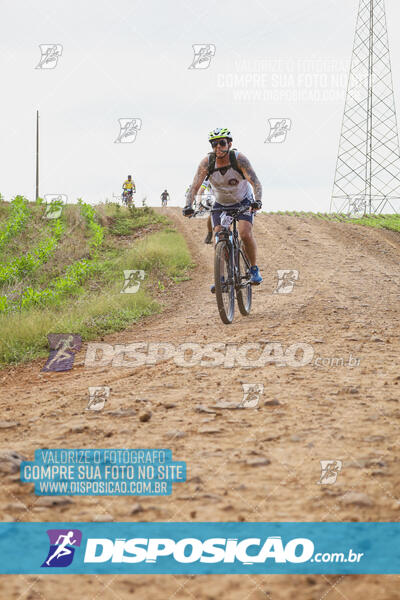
[210, 206, 250, 217]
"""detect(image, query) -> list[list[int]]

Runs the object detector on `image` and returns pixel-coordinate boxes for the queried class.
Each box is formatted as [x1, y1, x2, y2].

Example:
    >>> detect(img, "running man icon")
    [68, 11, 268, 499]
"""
[46, 531, 76, 565]
[42, 333, 82, 372]
[42, 529, 82, 568]
[46, 335, 75, 370]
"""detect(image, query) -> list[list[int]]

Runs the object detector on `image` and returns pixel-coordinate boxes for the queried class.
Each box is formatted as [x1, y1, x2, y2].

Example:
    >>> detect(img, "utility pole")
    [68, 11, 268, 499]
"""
[35, 110, 39, 201]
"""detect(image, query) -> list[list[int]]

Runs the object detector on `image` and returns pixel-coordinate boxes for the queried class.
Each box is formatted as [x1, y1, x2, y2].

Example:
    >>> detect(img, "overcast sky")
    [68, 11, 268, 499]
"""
[1, 0, 400, 211]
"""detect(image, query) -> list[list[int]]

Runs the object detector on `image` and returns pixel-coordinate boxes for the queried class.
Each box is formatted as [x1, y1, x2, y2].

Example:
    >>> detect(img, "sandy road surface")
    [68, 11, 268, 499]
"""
[1, 208, 400, 599]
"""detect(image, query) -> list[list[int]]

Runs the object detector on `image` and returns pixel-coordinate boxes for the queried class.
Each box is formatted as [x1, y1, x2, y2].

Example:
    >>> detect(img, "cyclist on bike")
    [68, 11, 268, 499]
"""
[122, 175, 136, 204]
[161, 189, 169, 207]
[186, 182, 214, 243]
[182, 127, 262, 287]
[200, 180, 214, 244]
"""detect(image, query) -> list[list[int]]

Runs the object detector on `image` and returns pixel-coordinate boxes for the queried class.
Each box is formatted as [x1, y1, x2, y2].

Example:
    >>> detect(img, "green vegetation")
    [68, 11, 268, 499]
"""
[0, 216, 64, 285]
[108, 205, 168, 236]
[0, 199, 102, 312]
[78, 198, 104, 251]
[346, 214, 400, 232]
[0, 195, 30, 251]
[0, 201, 193, 365]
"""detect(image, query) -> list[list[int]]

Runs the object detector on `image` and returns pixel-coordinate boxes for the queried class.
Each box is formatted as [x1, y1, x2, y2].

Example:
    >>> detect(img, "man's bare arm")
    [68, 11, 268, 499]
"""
[187, 156, 209, 206]
[237, 153, 262, 203]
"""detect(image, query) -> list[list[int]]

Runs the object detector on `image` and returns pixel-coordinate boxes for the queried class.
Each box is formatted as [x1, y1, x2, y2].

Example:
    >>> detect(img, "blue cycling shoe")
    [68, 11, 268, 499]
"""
[211, 276, 225, 294]
[250, 265, 262, 285]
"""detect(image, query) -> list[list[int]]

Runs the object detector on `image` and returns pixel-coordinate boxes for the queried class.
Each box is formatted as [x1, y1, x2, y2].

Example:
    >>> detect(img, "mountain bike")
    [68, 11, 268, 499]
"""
[211, 206, 252, 324]
[122, 189, 133, 207]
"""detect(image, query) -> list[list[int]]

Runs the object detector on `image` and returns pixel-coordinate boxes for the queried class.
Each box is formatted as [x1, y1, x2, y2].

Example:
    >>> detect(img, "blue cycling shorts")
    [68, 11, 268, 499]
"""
[211, 198, 254, 228]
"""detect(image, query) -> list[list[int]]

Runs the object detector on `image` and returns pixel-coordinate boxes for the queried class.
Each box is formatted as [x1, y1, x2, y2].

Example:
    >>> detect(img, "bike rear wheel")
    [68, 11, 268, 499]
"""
[236, 243, 252, 316]
[214, 240, 234, 324]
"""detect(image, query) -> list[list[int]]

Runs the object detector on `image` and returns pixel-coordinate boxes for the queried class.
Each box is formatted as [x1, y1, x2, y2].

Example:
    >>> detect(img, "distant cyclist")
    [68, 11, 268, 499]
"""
[200, 180, 214, 244]
[185, 183, 213, 243]
[182, 127, 263, 287]
[122, 175, 136, 206]
[161, 189, 169, 207]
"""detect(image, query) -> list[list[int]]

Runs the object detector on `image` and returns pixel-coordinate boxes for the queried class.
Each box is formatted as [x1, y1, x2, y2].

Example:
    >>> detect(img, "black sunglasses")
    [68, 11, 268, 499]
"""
[210, 138, 228, 148]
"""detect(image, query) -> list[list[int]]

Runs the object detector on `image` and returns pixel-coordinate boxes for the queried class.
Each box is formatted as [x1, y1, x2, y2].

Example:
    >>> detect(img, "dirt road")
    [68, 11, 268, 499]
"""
[1, 208, 400, 599]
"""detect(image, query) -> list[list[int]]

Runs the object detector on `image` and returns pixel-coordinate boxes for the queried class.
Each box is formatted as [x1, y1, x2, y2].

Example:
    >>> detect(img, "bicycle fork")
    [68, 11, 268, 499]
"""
[215, 231, 234, 289]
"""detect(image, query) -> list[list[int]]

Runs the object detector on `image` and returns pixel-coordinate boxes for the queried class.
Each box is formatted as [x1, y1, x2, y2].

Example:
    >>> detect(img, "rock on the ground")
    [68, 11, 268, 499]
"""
[339, 492, 374, 507]
[0, 450, 27, 473]
[139, 411, 152, 422]
[35, 496, 73, 507]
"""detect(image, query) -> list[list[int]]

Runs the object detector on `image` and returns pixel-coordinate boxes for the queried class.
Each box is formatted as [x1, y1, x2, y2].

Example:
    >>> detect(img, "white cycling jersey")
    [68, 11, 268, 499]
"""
[208, 151, 253, 206]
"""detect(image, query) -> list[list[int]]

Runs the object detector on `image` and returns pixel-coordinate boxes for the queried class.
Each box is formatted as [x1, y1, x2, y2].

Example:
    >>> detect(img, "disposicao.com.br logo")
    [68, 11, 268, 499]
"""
[82, 536, 364, 567]
[32, 523, 368, 574]
[42, 531, 324, 568]
[84, 535, 315, 564]
[0, 522, 380, 574]
[84, 341, 314, 369]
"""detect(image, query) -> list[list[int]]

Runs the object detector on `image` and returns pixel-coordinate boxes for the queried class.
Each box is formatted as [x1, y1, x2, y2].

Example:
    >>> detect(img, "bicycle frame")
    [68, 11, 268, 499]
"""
[210, 206, 253, 323]
[122, 192, 133, 209]
[212, 207, 251, 290]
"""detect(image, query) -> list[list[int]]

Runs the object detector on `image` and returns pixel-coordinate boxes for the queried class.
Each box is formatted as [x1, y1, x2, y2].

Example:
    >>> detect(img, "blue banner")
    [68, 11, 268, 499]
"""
[0, 522, 399, 574]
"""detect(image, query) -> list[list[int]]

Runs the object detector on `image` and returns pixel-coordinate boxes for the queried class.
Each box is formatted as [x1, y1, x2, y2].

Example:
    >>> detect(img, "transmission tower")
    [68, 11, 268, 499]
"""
[330, 0, 400, 215]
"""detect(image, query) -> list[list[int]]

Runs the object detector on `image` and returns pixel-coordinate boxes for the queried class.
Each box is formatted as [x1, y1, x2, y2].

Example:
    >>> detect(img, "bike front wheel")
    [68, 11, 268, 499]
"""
[214, 240, 235, 324]
[236, 243, 252, 316]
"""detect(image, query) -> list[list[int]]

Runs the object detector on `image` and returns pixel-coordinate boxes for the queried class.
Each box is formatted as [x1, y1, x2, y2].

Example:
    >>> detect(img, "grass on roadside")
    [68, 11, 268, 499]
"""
[0, 218, 193, 366]
[98, 204, 168, 236]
